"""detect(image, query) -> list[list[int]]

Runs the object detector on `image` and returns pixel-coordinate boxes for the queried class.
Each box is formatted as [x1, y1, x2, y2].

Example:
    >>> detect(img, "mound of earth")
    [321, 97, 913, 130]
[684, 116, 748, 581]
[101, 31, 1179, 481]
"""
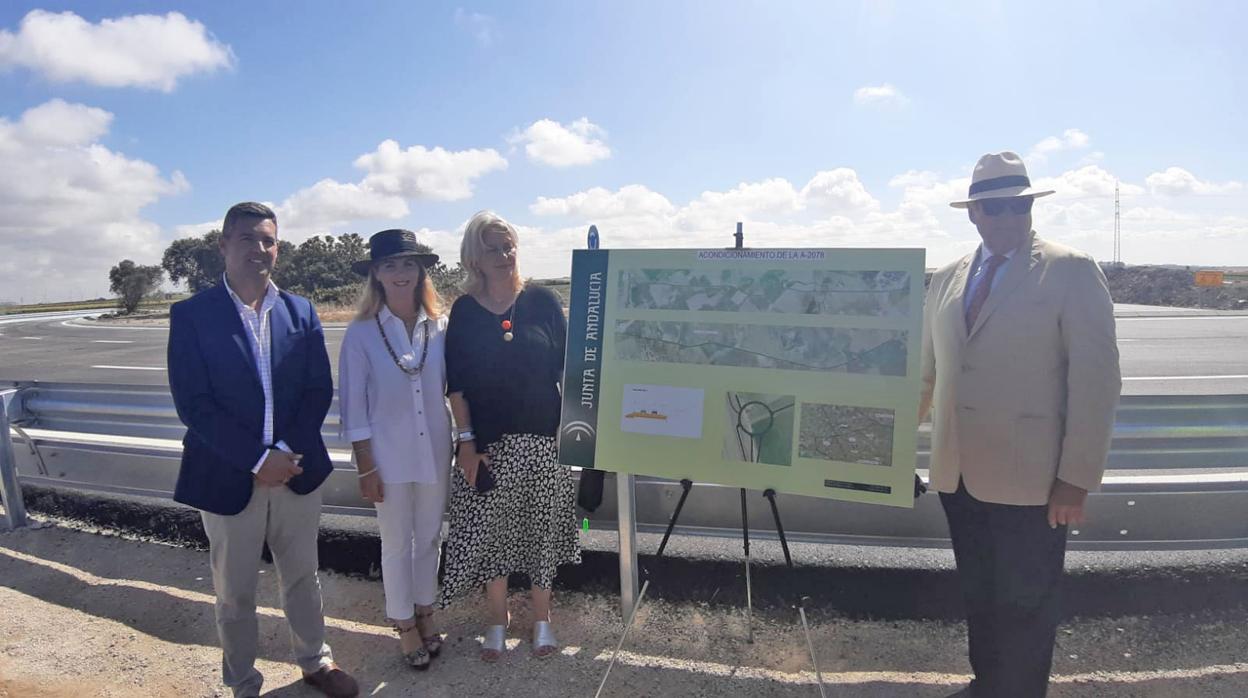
[1102, 264, 1248, 310]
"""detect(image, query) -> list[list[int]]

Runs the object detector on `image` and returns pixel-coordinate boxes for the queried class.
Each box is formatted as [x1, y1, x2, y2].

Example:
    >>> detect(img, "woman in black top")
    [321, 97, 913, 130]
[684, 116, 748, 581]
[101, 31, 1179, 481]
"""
[440, 210, 581, 662]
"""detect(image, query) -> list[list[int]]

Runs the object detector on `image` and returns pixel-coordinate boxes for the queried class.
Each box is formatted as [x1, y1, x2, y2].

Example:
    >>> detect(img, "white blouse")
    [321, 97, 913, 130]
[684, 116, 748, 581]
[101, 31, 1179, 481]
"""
[338, 306, 453, 484]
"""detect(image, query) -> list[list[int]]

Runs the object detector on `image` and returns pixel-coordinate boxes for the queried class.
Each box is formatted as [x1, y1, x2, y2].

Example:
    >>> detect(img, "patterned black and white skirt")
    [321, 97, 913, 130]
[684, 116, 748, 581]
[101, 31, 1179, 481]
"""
[439, 433, 581, 607]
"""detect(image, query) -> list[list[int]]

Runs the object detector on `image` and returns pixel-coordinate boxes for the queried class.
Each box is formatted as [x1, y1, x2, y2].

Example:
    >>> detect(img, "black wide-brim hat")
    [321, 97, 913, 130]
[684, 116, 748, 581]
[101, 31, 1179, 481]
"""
[352, 229, 440, 275]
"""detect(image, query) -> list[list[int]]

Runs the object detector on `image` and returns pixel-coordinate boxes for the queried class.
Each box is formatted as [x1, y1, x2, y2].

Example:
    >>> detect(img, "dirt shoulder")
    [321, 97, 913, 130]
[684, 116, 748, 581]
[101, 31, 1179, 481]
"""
[2, 522, 1247, 697]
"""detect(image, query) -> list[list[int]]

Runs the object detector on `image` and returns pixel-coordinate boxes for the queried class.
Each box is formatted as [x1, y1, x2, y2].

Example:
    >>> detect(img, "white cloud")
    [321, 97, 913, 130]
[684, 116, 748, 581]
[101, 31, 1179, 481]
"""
[893, 175, 970, 210]
[888, 170, 942, 188]
[278, 180, 408, 232]
[677, 178, 803, 231]
[454, 9, 497, 47]
[0, 10, 233, 92]
[172, 220, 220, 239]
[5, 99, 113, 146]
[530, 185, 674, 219]
[507, 161, 1248, 280]
[1028, 128, 1091, 163]
[1145, 167, 1244, 196]
[273, 140, 507, 237]
[0, 100, 188, 302]
[529, 170, 892, 252]
[510, 118, 611, 167]
[852, 83, 910, 108]
[1034, 165, 1144, 200]
[801, 168, 880, 215]
[355, 140, 508, 201]
[514, 151, 1248, 277]
[1078, 151, 1106, 166]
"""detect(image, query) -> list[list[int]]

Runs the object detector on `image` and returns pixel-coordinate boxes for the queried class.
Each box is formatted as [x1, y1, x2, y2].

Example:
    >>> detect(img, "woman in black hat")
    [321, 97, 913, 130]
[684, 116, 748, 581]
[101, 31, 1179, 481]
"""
[338, 229, 452, 669]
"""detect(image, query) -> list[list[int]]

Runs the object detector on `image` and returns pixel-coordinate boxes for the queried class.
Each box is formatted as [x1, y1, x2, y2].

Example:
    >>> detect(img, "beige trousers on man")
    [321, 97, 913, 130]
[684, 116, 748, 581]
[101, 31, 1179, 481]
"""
[201, 484, 333, 698]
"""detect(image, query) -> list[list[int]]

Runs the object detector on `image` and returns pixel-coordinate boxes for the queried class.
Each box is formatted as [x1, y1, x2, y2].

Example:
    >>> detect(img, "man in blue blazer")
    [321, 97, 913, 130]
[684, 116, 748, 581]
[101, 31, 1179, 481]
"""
[168, 202, 357, 698]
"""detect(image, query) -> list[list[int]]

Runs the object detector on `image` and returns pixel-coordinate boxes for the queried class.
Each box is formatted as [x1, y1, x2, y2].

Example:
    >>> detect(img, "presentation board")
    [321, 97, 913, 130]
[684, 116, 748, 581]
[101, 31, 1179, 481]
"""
[558, 247, 925, 508]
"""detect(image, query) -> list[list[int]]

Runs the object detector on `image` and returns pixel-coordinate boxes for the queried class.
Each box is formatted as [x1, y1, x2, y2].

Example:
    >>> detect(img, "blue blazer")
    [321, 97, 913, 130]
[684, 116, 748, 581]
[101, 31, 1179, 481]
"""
[167, 283, 334, 516]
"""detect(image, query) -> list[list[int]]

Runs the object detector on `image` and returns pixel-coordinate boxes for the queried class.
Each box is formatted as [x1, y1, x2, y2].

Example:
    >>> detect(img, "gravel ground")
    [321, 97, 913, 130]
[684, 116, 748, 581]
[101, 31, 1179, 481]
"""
[2, 523, 1247, 698]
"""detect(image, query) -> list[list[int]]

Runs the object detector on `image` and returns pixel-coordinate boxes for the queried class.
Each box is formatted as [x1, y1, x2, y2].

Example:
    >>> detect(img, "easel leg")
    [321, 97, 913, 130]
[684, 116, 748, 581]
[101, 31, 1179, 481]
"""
[764, 489, 826, 698]
[597, 479, 694, 698]
[656, 479, 694, 559]
[740, 487, 754, 644]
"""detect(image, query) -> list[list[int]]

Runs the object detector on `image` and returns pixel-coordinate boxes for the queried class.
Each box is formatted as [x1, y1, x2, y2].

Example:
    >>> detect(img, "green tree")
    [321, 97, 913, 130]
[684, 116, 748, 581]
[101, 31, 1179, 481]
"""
[162, 228, 295, 293]
[277, 233, 369, 303]
[429, 261, 466, 303]
[161, 230, 223, 293]
[160, 229, 451, 304]
[108, 260, 164, 314]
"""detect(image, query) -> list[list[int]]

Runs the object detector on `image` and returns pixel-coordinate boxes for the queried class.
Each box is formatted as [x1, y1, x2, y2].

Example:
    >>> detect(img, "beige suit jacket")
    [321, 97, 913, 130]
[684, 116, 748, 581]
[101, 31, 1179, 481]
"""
[919, 232, 1122, 505]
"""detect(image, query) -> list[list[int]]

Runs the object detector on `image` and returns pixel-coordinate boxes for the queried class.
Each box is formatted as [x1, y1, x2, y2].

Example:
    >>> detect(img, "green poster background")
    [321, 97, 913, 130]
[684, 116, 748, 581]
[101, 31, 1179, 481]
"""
[560, 247, 925, 508]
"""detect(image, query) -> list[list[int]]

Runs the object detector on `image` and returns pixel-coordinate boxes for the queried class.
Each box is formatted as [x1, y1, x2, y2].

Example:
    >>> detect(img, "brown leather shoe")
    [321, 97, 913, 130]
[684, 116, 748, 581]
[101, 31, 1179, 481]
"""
[302, 662, 359, 698]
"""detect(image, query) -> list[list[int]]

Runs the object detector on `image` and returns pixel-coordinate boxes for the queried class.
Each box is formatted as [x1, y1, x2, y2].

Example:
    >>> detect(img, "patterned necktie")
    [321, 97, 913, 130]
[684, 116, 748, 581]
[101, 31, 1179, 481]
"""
[965, 254, 1007, 331]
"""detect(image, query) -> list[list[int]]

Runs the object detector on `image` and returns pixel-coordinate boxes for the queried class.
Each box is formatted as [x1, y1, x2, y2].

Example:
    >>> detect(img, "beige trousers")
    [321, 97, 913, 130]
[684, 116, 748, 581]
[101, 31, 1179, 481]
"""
[201, 484, 333, 698]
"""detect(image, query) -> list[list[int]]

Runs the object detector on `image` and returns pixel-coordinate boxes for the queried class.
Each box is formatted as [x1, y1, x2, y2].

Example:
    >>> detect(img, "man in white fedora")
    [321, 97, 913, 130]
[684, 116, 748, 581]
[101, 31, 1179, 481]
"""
[919, 151, 1121, 697]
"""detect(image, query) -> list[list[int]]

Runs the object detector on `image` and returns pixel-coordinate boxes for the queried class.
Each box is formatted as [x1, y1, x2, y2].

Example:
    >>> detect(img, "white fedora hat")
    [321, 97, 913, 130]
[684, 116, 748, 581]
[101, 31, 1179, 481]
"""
[949, 151, 1055, 208]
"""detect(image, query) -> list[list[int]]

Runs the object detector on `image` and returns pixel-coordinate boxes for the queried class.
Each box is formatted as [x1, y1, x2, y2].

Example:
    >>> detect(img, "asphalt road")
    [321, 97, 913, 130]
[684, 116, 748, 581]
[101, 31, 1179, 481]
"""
[1, 305, 1246, 395]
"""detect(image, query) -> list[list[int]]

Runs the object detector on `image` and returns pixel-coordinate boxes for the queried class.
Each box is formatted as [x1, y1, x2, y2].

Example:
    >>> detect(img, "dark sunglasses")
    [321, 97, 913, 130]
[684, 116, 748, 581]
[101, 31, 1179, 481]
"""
[978, 197, 1034, 216]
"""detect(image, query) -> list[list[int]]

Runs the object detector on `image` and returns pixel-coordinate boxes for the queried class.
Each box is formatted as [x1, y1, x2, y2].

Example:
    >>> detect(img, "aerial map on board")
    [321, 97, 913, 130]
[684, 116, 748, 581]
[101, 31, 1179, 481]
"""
[559, 248, 925, 507]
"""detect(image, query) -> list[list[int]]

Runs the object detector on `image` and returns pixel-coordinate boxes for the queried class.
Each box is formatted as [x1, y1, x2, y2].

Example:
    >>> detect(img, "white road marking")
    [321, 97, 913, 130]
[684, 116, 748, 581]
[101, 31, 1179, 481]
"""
[60, 318, 346, 331]
[0, 311, 101, 325]
[62, 319, 168, 330]
[91, 339, 134, 344]
[1123, 375, 1248, 381]
[1118, 315, 1248, 321]
[90, 365, 166, 371]
[21, 336, 42, 340]
[1102, 471, 1248, 485]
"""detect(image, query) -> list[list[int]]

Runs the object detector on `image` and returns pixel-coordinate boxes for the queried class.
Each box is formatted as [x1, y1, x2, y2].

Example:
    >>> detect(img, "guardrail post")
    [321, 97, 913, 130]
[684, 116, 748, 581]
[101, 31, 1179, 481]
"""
[617, 473, 640, 619]
[0, 388, 29, 530]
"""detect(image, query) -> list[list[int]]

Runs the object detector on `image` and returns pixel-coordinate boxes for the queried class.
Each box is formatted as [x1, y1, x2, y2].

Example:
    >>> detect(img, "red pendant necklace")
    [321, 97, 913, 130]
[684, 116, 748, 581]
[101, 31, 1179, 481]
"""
[488, 289, 519, 342]
[501, 300, 517, 342]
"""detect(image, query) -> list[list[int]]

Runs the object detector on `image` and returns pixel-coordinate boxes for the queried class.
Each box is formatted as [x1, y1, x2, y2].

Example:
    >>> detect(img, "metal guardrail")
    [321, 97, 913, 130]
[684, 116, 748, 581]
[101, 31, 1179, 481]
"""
[0, 388, 29, 529]
[3, 380, 1247, 550]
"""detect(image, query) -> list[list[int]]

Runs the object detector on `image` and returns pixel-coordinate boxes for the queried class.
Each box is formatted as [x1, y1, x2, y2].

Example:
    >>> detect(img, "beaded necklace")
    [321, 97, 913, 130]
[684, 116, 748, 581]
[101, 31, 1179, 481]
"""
[377, 313, 429, 375]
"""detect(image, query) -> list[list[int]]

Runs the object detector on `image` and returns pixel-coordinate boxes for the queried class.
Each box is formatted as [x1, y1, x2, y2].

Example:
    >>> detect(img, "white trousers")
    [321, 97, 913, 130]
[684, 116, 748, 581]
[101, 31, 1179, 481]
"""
[374, 476, 448, 620]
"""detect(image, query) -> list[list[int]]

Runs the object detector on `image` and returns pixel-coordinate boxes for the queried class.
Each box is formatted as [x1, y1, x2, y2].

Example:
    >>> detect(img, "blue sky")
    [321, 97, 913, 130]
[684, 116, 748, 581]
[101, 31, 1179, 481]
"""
[1, 1, 1245, 301]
